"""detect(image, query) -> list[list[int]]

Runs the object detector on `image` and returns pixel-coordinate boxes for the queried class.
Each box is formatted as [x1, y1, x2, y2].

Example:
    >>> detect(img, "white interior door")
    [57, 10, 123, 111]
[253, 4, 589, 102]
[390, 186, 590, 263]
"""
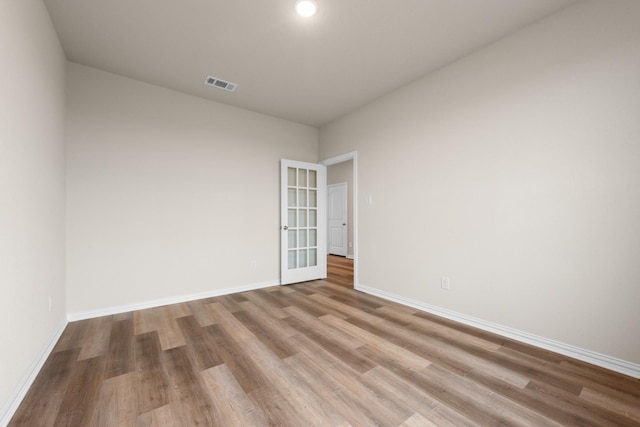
[328, 183, 347, 256]
[281, 160, 326, 285]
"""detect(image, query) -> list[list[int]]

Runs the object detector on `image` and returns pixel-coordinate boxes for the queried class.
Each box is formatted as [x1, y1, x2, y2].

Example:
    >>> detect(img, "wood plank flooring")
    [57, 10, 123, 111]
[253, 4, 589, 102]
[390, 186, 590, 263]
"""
[327, 254, 354, 288]
[9, 262, 640, 426]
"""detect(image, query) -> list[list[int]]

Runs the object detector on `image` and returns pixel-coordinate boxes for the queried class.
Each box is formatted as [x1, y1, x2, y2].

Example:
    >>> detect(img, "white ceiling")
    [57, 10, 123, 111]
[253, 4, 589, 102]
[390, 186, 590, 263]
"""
[44, 0, 579, 127]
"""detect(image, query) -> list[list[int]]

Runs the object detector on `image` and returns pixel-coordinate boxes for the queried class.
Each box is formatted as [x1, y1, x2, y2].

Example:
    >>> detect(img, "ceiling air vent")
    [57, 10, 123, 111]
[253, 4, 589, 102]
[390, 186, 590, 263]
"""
[204, 75, 237, 92]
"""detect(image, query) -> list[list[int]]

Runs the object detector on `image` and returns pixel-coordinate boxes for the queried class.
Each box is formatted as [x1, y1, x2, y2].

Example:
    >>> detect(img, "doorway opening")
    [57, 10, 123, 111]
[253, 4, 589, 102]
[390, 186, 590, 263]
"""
[328, 182, 348, 257]
[321, 151, 357, 288]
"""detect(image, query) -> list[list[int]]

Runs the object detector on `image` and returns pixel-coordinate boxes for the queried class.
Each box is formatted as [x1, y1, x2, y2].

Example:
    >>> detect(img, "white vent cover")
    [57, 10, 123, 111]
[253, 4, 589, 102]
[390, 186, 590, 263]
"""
[204, 75, 237, 92]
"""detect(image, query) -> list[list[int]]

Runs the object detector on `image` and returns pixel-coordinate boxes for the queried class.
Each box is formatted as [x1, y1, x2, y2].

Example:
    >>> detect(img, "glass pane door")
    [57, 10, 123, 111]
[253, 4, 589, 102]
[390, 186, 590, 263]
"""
[281, 160, 326, 284]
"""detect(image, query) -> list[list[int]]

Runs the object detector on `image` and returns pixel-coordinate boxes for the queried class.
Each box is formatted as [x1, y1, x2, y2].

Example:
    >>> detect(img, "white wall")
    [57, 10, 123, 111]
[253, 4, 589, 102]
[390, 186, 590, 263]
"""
[0, 0, 67, 417]
[319, 0, 640, 365]
[66, 63, 318, 315]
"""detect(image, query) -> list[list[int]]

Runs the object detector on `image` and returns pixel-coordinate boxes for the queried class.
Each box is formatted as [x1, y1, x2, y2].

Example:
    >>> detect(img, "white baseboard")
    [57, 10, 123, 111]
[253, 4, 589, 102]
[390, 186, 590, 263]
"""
[0, 319, 68, 427]
[346, 254, 355, 260]
[67, 280, 280, 322]
[355, 283, 640, 379]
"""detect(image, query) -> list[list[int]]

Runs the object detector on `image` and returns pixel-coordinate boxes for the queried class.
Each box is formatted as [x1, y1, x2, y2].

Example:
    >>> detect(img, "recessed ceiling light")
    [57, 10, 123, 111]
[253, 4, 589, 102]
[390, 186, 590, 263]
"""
[295, 0, 317, 17]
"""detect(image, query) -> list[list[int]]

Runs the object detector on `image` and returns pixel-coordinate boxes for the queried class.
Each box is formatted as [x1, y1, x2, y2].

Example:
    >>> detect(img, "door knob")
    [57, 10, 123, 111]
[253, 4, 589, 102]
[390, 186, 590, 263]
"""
[283, 225, 288, 230]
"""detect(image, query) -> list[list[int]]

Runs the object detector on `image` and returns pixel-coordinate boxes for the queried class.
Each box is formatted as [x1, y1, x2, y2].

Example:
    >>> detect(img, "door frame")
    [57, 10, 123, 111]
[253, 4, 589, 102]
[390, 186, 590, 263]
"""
[320, 151, 358, 288]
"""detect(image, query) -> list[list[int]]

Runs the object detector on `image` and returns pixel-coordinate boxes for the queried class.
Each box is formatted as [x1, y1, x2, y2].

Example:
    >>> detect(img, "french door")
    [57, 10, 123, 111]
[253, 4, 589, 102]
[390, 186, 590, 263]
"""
[280, 159, 327, 285]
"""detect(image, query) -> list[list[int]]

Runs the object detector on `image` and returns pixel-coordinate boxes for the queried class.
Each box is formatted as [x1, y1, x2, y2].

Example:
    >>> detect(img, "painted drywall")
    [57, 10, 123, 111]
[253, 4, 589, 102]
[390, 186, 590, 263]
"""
[319, 0, 640, 365]
[66, 63, 318, 314]
[327, 161, 354, 258]
[0, 0, 67, 416]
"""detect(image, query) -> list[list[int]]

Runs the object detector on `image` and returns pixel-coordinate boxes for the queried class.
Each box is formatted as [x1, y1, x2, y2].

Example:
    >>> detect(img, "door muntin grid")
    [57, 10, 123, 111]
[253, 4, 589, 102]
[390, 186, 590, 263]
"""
[287, 166, 318, 269]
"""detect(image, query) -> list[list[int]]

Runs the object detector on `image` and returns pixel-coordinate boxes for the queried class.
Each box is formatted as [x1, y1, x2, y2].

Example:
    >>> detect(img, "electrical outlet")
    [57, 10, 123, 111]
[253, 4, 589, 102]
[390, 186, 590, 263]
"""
[441, 277, 450, 290]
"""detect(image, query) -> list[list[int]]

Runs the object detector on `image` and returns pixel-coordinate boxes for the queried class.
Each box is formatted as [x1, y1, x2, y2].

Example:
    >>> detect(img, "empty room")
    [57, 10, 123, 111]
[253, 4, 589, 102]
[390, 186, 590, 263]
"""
[1, 0, 640, 425]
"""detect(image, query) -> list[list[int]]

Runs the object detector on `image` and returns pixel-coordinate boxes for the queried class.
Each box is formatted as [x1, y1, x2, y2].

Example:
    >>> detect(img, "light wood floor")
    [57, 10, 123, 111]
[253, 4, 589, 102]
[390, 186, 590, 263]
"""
[328, 254, 354, 288]
[9, 262, 640, 426]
